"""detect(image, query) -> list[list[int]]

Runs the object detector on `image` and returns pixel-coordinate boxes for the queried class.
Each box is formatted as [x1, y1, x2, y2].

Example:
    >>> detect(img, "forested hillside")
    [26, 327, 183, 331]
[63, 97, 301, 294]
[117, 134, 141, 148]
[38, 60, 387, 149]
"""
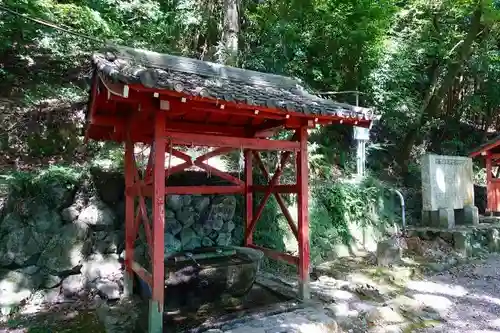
[2, 0, 500, 184]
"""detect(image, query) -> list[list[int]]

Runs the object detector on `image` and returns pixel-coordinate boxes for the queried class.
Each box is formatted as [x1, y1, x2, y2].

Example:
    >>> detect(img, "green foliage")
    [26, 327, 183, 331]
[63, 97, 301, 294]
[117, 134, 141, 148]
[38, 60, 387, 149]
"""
[90, 142, 125, 171]
[241, 0, 395, 94]
[252, 172, 287, 252]
[310, 177, 395, 262]
[4, 165, 82, 210]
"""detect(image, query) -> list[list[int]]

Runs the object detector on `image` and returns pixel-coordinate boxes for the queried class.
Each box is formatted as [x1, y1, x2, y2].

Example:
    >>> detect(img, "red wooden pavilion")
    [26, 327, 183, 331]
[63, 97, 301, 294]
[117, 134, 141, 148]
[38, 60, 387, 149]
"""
[85, 45, 373, 333]
[470, 136, 500, 214]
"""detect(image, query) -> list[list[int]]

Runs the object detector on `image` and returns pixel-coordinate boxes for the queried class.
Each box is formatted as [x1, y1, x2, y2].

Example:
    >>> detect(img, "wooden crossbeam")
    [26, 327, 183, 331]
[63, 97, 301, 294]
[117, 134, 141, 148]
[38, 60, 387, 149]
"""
[127, 185, 245, 196]
[247, 244, 299, 265]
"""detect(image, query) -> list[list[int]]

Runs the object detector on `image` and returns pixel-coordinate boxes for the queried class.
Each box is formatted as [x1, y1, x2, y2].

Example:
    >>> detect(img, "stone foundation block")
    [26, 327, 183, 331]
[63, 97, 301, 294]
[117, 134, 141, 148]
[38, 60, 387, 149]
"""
[438, 208, 455, 229]
[463, 205, 479, 225]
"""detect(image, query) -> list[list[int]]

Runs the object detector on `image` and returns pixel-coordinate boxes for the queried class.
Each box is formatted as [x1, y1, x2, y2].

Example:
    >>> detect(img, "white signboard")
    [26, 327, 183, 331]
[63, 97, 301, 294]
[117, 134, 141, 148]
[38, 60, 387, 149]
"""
[421, 154, 474, 211]
[353, 126, 370, 141]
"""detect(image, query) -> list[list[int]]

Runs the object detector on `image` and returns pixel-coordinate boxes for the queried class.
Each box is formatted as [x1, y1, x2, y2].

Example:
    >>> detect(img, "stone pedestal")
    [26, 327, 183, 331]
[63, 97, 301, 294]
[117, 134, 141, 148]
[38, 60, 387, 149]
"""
[420, 154, 474, 229]
[463, 205, 479, 225]
[438, 208, 455, 229]
[421, 209, 455, 229]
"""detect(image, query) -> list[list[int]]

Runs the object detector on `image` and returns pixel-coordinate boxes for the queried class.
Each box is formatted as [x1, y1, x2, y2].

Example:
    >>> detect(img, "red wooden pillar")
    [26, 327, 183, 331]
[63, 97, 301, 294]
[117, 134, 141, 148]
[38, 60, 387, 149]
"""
[124, 137, 135, 296]
[296, 126, 310, 300]
[486, 153, 495, 214]
[149, 111, 166, 333]
[245, 149, 253, 246]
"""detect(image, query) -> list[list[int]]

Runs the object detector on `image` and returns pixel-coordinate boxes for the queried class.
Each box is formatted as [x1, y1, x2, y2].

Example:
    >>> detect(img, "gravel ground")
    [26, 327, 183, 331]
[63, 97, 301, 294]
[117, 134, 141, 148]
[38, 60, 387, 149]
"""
[411, 254, 500, 333]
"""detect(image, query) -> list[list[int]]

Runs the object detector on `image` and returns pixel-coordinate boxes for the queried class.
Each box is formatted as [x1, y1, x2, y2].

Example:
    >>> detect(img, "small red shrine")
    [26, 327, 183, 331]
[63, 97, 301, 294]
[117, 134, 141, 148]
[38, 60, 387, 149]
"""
[85, 45, 373, 332]
[470, 136, 500, 214]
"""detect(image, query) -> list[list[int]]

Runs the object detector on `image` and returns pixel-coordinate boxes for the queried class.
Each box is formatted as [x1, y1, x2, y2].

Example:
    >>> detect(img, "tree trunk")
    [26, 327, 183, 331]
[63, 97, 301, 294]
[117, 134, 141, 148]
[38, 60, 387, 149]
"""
[398, 3, 484, 178]
[220, 0, 239, 66]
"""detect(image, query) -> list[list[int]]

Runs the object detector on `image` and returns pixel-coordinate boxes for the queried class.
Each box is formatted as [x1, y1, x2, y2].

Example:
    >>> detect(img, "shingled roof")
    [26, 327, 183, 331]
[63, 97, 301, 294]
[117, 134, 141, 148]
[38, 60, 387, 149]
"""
[469, 134, 500, 157]
[91, 45, 373, 120]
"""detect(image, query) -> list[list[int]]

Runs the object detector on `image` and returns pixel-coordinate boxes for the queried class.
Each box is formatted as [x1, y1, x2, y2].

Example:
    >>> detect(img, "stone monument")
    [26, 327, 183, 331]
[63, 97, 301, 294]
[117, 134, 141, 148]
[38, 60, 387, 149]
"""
[421, 154, 478, 228]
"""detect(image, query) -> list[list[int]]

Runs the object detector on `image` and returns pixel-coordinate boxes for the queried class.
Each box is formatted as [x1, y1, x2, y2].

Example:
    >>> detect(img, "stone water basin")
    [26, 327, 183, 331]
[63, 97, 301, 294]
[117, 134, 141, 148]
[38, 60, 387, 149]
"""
[137, 246, 264, 310]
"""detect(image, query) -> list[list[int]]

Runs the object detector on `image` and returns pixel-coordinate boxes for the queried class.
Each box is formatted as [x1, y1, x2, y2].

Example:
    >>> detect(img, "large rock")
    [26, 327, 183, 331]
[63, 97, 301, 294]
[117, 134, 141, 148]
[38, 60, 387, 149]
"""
[37, 270, 62, 289]
[165, 232, 182, 254]
[202, 237, 214, 247]
[211, 218, 224, 231]
[207, 196, 236, 222]
[366, 306, 405, 325]
[182, 195, 192, 207]
[26, 205, 62, 234]
[165, 216, 182, 236]
[61, 274, 86, 298]
[77, 197, 116, 229]
[96, 296, 141, 333]
[167, 195, 183, 212]
[216, 233, 231, 246]
[193, 196, 210, 213]
[90, 230, 124, 254]
[81, 254, 122, 287]
[0, 212, 23, 234]
[180, 228, 201, 250]
[37, 222, 89, 274]
[192, 222, 205, 237]
[0, 270, 33, 314]
[61, 205, 80, 223]
[96, 280, 121, 300]
[376, 238, 402, 266]
[176, 206, 195, 227]
[221, 220, 235, 233]
[90, 168, 125, 205]
[0, 226, 42, 266]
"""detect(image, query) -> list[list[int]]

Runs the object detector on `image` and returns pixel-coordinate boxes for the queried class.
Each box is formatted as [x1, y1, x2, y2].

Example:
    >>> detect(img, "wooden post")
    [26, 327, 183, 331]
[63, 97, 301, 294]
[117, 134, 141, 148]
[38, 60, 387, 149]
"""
[124, 138, 135, 296]
[296, 126, 310, 300]
[149, 111, 166, 333]
[486, 153, 494, 214]
[244, 149, 253, 246]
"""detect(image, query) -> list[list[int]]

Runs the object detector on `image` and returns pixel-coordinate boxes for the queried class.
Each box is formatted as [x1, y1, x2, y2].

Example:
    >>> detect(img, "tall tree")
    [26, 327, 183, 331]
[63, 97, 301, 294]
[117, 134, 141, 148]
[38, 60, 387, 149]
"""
[398, 1, 485, 176]
[219, 0, 240, 65]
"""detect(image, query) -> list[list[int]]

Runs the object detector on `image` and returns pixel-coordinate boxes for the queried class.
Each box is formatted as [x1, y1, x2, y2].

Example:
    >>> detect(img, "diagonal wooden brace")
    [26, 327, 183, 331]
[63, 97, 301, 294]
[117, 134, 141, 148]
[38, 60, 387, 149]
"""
[245, 151, 292, 244]
[253, 151, 299, 240]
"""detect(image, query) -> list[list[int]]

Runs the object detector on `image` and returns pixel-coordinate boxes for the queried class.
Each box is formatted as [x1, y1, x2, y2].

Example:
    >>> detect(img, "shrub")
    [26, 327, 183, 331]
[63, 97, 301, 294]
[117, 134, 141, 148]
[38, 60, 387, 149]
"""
[4, 165, 82, 212]
[310, 176, 397, 263]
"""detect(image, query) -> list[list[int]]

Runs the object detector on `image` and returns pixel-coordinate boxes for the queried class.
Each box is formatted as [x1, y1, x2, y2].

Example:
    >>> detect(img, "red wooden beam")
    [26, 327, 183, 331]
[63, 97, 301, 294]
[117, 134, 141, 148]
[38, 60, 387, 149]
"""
[92, 114, 249, 138]
[253, 152, 299, 240]
[165, 131, 300, 151]
[128, 84, 371, 127]
[132, 261, 153, 288]
[127, 185, 245, 196]
[151, 111, 166, 316]
[168, 146, 192, 162]
[195, 147, 235, 162]
[194, 162, 244, 186]
[124, 138, 135, 295]
[247, 244, 298, 266]
[245, 149, 253, 246]
[296, 126, 310, 300]
[144, 142, 155, 182]
[168, 185, 245, 195]
[251, 184, 298, 193]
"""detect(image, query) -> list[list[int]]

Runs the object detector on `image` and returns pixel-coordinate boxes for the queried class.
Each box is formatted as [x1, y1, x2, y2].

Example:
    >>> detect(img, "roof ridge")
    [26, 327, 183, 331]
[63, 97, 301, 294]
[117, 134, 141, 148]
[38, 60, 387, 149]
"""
[103, 43, 302, 91]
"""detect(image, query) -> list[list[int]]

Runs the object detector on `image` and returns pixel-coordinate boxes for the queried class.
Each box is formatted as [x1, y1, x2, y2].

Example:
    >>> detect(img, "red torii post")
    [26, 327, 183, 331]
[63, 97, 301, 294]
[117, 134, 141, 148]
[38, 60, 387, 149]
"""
[470, 136, 500, 214]
[86, 45, 373, 333]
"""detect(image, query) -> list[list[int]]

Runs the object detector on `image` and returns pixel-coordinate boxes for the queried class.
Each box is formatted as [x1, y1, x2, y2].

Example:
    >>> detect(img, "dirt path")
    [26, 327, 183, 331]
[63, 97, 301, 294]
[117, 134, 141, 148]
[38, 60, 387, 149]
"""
[412, 254, 500, 332]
